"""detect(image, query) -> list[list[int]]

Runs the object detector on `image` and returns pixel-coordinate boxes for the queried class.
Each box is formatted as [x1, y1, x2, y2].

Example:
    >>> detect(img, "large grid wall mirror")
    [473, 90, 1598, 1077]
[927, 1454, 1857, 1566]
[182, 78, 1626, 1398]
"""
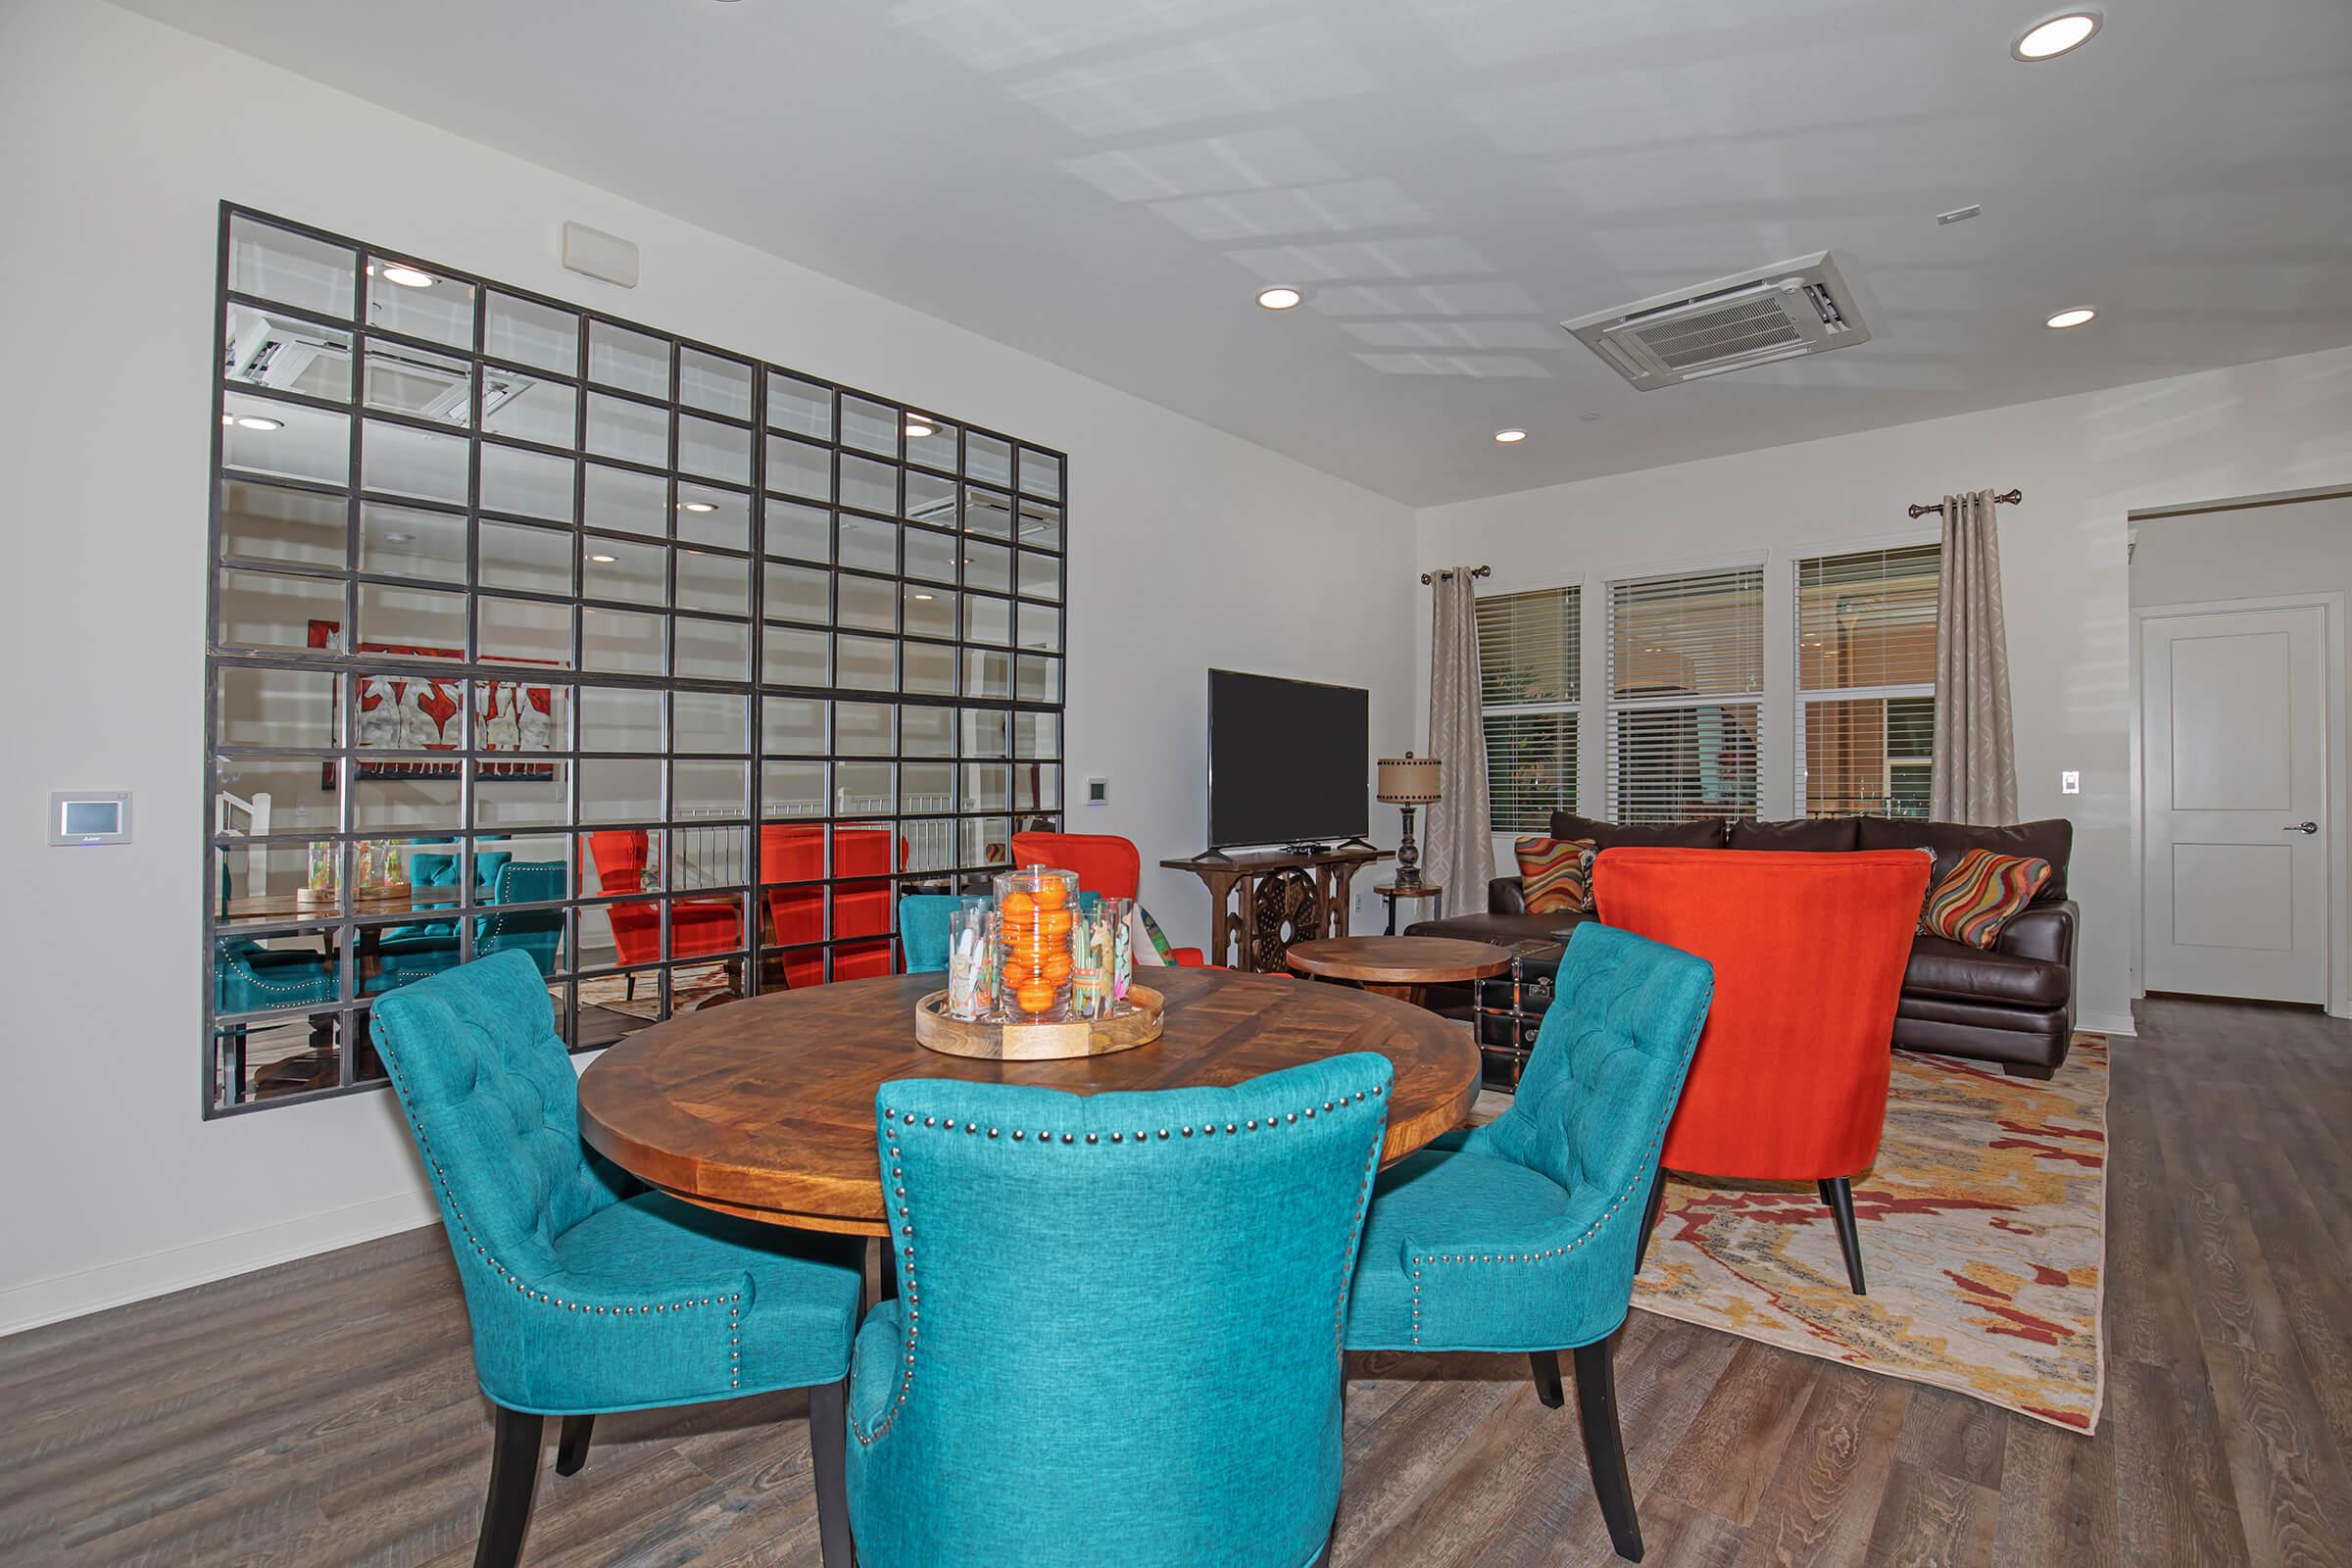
[206, 205, 1068, 1115]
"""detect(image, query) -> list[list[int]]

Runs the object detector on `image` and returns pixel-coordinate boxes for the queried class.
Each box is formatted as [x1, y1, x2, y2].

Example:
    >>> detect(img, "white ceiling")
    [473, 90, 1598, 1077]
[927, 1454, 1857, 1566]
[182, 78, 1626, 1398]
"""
[126, 0, 2352, 506]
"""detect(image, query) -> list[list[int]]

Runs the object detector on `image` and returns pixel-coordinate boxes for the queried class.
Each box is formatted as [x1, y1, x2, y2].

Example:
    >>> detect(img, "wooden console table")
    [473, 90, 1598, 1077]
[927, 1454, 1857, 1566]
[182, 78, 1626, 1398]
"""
[1158, 846, 1392, 973]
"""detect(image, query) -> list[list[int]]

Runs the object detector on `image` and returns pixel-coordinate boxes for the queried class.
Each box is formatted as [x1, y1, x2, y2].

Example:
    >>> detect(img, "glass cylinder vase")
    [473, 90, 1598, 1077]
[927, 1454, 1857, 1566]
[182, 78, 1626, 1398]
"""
[994, 865, 1080, 1020]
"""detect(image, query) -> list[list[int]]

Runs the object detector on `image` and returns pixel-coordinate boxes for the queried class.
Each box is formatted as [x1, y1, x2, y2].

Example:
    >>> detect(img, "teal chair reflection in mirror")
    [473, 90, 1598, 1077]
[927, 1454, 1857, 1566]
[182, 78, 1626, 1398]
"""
[367, 860, 567, 996]
[1343, 924, 1715, 1562]
[370, 951, 864, 1568]
[895, 894, 962, 973]
[845, 1052, 1396, 1568]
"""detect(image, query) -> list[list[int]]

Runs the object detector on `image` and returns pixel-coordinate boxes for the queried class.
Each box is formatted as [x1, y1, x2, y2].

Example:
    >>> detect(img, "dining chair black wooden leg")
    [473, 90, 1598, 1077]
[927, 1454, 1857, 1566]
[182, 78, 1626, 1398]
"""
[1818, 1176, 1867, 1296]
[1529, 1348, 1565, 1409]
[555, 1413, 594, 1476]
[1635, 1163, 1668, 1273]
[1571, 1340, 1642, 1562]
[808, 1377, 855, 1568]
[475, 1404, 545, 1568]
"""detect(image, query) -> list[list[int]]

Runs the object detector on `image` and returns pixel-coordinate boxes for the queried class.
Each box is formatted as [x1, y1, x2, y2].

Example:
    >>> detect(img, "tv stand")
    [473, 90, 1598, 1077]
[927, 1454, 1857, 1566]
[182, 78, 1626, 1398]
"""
[1159, 844, 1393, 973]
[1279, 840, 1330, 858]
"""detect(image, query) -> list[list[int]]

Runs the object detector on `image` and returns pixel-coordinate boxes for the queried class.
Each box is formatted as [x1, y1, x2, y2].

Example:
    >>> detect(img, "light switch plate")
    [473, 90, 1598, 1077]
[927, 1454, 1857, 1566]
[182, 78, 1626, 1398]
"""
[2061, 770, 2081, 796]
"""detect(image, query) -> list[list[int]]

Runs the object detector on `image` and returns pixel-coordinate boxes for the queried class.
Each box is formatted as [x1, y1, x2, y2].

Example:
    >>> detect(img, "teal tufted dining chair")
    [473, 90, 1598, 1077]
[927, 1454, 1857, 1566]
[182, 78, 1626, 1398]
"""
[370, 950, 864, 1568]
[845, 1053, 1396, 1568]
[1344, 923, 1714, 1562]
[895, 894, 962, 973]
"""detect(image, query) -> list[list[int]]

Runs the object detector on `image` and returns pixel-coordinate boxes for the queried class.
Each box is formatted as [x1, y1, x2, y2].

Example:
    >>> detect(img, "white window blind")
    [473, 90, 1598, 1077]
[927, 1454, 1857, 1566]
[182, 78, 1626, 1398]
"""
[1795, 543, 1939, 817]
[1607, 567, 1762, 822]
[1476, 587, 1579, 833]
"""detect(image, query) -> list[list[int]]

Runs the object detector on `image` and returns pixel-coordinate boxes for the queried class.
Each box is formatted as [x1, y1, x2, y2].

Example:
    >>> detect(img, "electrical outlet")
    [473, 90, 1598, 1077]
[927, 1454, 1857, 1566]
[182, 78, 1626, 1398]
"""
[2061, 770, 2081, 796]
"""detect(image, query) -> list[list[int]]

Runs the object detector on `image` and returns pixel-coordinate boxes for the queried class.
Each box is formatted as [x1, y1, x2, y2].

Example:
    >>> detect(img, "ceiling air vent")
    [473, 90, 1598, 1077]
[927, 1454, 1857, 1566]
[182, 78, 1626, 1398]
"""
[1563, 252, 1871, 391]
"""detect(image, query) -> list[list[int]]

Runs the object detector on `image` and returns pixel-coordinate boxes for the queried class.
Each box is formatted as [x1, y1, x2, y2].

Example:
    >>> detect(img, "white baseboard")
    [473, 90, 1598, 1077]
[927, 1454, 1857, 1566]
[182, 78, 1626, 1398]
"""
[2078, 1009, 2137, 1038]
[0, 1189, 440, 1340]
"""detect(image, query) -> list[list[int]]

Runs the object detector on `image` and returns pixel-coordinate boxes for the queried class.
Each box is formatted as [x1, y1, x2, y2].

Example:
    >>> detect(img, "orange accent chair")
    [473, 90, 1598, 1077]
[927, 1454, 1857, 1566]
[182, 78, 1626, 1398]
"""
[584, 831, 745, 997]
[760, 824, 902, 989]
[1592, 846, 1930, 1295]
[1009, 831, 1207, 967]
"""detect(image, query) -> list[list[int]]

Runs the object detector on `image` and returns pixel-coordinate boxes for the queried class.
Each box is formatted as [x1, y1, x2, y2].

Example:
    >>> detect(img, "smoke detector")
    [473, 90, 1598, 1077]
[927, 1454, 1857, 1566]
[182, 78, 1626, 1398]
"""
[1563, 252, 1871, 390]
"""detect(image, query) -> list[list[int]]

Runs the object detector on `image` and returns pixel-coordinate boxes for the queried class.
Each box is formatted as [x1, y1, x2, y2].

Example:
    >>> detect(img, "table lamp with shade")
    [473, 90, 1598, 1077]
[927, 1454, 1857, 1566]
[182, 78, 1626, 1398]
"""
[1377, 754, 1443, 888]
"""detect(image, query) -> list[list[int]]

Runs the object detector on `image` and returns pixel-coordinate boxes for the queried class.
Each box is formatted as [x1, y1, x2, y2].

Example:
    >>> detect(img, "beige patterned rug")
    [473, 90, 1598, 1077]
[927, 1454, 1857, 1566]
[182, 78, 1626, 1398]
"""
[1468, 1036, 2109, 1431]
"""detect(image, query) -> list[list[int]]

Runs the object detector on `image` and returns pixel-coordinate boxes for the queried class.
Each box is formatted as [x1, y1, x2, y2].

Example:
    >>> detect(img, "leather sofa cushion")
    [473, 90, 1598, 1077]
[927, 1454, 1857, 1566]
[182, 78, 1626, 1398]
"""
[1548, 811, 1727, 849]
[1406, 910, 1580, 949]
[1903, 934, 2071, 1009]
[1729, 817, 1860, 852]
[1857, 815, 2073, 902]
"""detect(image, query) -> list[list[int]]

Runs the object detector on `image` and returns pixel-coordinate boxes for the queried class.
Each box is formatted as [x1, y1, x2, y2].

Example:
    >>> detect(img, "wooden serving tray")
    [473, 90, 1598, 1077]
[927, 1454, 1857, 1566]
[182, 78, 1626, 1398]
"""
[914, 984, 1165, 1060]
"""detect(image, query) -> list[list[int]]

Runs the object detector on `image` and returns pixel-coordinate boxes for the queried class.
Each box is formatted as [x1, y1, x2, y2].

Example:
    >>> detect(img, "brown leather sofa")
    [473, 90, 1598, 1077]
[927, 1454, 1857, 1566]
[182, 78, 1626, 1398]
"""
[1409, 811, 2080, 1078]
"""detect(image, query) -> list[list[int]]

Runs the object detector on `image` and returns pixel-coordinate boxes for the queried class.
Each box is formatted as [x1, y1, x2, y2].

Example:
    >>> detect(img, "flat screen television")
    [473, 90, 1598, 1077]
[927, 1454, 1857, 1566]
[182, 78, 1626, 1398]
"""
[1206, 669, 1370, 851]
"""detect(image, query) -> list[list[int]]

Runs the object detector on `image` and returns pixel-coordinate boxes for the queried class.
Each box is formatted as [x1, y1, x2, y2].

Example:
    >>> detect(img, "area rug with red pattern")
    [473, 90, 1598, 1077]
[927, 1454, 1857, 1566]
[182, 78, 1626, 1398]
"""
[1627, 1038, 2110, 1432]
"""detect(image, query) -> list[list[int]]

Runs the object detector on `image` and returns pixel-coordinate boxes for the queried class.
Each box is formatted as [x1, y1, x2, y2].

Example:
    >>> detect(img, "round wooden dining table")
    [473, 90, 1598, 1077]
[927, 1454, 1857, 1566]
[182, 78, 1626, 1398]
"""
[577, 965, 1481, 1238]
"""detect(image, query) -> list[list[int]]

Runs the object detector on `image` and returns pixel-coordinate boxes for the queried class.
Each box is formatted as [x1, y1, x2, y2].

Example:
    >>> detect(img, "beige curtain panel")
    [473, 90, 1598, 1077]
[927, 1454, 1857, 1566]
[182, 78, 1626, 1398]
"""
[1931, 489, 2020, 824]
[1425, 568, 1496, 908]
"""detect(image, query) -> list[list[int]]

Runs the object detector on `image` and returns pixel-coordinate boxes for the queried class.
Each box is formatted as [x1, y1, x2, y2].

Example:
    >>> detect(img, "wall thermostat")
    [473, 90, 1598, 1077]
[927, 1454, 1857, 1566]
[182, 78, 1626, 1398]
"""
[1085, 776, 1109, 807]
[50, 792, 132, 846]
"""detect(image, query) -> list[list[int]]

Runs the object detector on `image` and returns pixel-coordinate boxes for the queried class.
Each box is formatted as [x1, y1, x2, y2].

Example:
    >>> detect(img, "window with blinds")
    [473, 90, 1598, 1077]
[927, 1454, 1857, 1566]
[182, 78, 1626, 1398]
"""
[1795, 544, 1938, 817]
[1606, 568, 1762, 822]
[1476, 587, 1579, 832]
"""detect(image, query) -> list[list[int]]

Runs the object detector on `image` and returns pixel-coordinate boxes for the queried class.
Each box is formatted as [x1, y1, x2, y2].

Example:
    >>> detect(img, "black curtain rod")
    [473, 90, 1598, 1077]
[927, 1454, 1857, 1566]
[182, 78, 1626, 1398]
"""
[1420, 564, 1492, 584]
[1908, 487, 2023, 519]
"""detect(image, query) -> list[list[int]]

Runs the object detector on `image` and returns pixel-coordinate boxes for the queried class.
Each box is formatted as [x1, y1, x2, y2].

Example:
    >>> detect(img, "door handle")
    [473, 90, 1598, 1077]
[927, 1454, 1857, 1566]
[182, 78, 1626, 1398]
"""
[2285, 821, 2319, 834]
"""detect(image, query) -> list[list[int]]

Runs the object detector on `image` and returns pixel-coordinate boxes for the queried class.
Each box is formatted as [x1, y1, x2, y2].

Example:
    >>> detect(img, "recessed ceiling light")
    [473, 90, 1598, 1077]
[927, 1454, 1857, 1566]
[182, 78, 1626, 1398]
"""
[589, 553, 616, 564]
[2044, 307, 2097, 329]
[380, 264, 436, 288]
[1494, 427, 1528, 444]
[233, 415, 284, 431]
[905, 418, 936, 439]
[2012, 11, 2101, 60]
[1256, 286, 1304, 311]
[679, 500, 717, 513]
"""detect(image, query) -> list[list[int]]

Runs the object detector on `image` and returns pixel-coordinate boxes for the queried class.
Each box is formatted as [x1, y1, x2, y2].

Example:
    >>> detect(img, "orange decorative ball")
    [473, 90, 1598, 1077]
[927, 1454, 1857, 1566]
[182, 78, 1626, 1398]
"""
[1015, 982, 1057, 1013]
[1041, 908, 1074, 937]
[1002, 891, 1036, 919]
[1034, 880, 1069, 909]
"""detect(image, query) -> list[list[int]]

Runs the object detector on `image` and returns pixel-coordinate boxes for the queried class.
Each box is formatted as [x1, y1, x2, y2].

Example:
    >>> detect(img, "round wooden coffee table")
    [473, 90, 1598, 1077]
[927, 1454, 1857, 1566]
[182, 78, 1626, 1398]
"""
[577, 965, 1479, 1238]
[1284, 935, 1514, 1006]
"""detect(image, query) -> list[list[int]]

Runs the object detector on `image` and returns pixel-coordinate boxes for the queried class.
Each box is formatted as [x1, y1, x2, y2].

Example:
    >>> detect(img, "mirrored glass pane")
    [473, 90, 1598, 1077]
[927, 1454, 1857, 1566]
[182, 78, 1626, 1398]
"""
[479, 520, 573, 596]
[962, 649, 1011, 699]
[1016, 654, 1062, 703]
[834, 761, 893, 812]
[224, 303, 353, 403]
[1019, 604, 1062, 653]
[587, 392, 668, 466]
[675, 484, 752, 551]
[589, 320, 670, 397]
[904, 585, 955, 639]
[764, 435, 832, 501]
[837, 574, 896, 633]
[230, 216, 356, 318]
[582, 607, 666, 674]
[839, 515, 896, 574]
[1014, 711, 1060, 759]
[355, 668, 466, 755]
[766, 372, 832, 440]
[367, 258, 474, 349]
[961, 815, 1012, 870]
[484, 291, 578, 376]
[218, 568, 344, 652]
[584, 538, 666, 605]
[904, 640, 956, 696]
[903, 761, 955, 809]
[904, 416, 958, 471]
[362, 418, 466, 505]
[837, 702, 895, 757]
[965, 594, 1011, 645]
[215, 1011, 342, 1104]
[903, 819, 956, 877]
[481, 373, 576, 449]
[354, 582, 466, 656]
[904, 468, 956, 526]
[221, 479, 346, 569]
[679, 348, 755, 420]
[763, 697, 827, 754]
[480, 680, 566, 755]
[903, 705, 955, 758]
[762, 624, 829, 687]
[215, 752, 341, 836]
[1019, 448, 1063, 501]
[1018, 549, 1062, 602]
[763, 499, 828, 562]
[1019, 499, 1064, 552]
[676, 550, 750, 617]
[580, 685, 663, 752]
[674, 691, 748, 755]
[761, 760, 827, 817]
[965, 541, 1011, 594]
[479, 595, 570, 665]
[836, 634, 896, 691]
[213, 843, 345, 924]
[905, 527, 956, 585]
[352, 769, 464, 834]
[224, 392, 348, 486]
[584, 462, 667, 536]
[363, 338, 468, 419]
[679, 414, 751, 485]
[674, 616, 750, 682]
[360, 502, 465, 582]
[673, 760, 748, 819]
[842, 395, 899, 457]
[762, 562, 829, 623]
[965, 486, 1012, 538]
[1014, 762, 1061, 811]
[966, 431, 1013, 486]
[961, 709, 1009, 759]
[962, 763, 1010, 811]
[581, 757, 664, 823]
[481, 442, 575, 522]
[841, 454, 898, 514]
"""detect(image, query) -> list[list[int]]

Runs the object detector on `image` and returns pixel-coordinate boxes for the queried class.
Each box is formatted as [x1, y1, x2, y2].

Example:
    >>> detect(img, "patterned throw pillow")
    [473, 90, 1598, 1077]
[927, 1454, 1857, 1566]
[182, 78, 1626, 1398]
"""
[1515, 836, 1598, 915]
[1921, 848, 2052, 949]
[1133, 905, 1178, 965]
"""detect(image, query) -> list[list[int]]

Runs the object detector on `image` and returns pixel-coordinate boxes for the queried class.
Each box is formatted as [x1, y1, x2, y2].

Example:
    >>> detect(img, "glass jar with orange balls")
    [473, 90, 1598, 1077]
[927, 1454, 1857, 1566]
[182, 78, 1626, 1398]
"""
[993, 865, 1081, 1021]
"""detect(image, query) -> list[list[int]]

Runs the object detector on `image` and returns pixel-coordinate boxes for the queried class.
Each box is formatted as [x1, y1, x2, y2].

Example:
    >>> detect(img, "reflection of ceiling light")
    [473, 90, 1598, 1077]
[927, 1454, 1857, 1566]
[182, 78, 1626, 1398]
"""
[1493, 427, 1527, 444]
[911, 592, 935, 601]
[905, 418, 936, 439]
[380, 264, 436, 288]
[2044, 307, 2097, 329]
[589, 553, 616, 564]
[679, 500, 716, 513]
[382, 531, 414, 544]
[2012, 11, 2100, 60]
[220, 414, 233, 425]
[1256, 286, 1303, 311]
[233, 415, 284, 431]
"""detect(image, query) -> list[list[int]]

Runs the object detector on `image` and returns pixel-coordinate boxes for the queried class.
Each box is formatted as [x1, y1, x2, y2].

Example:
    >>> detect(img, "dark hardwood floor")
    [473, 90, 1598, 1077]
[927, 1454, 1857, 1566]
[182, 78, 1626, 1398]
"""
[3, 996, 2347, 1567]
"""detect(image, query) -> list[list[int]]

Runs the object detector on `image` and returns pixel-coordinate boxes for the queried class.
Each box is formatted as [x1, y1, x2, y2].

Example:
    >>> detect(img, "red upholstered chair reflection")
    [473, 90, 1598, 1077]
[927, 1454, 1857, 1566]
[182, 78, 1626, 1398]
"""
[584, 831, 744, 997]
[1592, 846, 1930, 1296]
[1009, 831, 1207, 967]
[760, 824, 904, 988]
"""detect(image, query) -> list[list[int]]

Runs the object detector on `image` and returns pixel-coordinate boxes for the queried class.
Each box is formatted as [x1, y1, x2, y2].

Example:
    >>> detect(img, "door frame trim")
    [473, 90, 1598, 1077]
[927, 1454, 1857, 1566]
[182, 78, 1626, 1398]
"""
[2131, 591, 2348, 1017]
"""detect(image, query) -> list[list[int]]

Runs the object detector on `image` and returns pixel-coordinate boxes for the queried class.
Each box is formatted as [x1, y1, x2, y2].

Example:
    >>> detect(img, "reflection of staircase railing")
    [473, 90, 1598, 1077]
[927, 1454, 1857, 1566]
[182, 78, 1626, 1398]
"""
[668, 794, 964, 884]
[215, 790, 271, 894]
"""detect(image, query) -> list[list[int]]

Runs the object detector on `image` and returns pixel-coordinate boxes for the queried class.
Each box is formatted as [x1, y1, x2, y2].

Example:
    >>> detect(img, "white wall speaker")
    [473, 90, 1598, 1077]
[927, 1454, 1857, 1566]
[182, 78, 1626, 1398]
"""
[562, 221, 640, 289]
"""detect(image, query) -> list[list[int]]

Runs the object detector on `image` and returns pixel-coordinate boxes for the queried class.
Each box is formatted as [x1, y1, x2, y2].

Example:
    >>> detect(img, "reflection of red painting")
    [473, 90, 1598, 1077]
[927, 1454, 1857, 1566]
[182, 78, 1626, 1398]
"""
[310, 620, 559, 783]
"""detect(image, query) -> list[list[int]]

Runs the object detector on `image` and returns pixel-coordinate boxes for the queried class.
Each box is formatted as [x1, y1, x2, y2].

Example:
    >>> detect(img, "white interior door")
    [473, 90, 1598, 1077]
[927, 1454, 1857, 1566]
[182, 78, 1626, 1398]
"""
[2142, 605, 2329, 1003]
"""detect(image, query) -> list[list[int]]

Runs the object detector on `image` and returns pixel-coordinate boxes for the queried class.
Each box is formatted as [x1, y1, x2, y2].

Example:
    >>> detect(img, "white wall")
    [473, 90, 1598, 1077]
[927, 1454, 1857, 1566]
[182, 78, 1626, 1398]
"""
[2132, 495, 2352, 608]
[1417, 345, 2352, 1038]
[0, 0, 1416, 1334]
